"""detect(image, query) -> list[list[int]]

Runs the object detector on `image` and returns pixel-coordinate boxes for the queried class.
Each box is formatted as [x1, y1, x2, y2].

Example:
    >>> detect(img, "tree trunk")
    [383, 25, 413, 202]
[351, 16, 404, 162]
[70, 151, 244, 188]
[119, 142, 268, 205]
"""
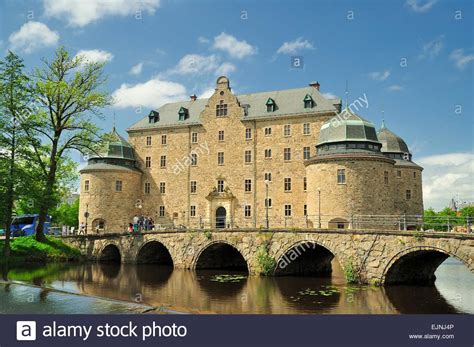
[35, 135, 59, 242]
[3, 125, 15, 258]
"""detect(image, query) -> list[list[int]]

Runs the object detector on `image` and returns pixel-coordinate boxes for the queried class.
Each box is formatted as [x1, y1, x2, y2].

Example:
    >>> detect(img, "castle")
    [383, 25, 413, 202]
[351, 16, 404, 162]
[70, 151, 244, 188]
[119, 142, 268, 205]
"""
[79, 76, 423, 232]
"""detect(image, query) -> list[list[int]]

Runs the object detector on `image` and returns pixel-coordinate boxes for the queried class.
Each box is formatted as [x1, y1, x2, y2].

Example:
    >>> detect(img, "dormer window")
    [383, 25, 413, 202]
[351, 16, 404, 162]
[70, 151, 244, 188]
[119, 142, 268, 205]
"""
[266, 98, 276, 112]
[178, 107, 189, 121]
[303, 94, 314, 108]
[148, 110, 159, 123]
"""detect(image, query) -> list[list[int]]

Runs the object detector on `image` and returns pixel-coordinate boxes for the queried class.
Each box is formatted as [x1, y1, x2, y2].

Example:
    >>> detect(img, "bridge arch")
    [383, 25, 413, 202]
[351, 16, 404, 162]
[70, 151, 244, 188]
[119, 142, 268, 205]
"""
[136, 240, 174, 266]
[193, 240, 248, 272]
[381, 246, 472, 285]
[274, 240, 342, 277]
[98, 243, 121, 263]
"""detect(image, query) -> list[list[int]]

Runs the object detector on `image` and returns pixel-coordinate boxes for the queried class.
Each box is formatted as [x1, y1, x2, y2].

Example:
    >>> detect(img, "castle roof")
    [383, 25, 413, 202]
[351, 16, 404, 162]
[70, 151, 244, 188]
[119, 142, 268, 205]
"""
[127, 82, 341, 131]
[377, 122, 410, 154]
[91, 127, 135, 161]
[317, 109, 380, 146]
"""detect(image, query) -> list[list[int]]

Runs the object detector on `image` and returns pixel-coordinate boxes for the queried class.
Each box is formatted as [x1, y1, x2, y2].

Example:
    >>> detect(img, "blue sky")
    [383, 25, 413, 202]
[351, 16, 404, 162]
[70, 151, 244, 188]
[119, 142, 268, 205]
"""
[0, 0, 473, 209]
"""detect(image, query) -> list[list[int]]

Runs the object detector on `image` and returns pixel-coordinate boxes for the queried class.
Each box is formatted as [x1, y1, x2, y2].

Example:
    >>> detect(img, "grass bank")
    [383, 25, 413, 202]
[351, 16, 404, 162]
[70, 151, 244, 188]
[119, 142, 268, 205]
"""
[0, 236, 82, 266]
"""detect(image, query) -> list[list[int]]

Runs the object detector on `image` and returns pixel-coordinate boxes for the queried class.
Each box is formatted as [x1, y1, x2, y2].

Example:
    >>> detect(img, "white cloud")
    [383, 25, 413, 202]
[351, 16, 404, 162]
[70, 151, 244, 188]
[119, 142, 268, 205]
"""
[8, 21, 59, 54]
[168, 54, 219, 75]
[75, 49, 113, 64]
[417, 152, 474, 209]
[43, 0, 161, 27]
[199, 87, 215, 99]
[129, 62, 143, 75]
[216, 62, 236, 76]
[321, 92, 337, 99]
[212, 32, 256, 59]
[420, 36, 444, 59]
[276, 37, 314, 55]
[405, 0, 438, 13]
[369, 70, 390, 81]
[449, 49, 474, 70]
[198, 36, 210, 44]
[387, 84, 404, 91]
[112, 77, 187, 109]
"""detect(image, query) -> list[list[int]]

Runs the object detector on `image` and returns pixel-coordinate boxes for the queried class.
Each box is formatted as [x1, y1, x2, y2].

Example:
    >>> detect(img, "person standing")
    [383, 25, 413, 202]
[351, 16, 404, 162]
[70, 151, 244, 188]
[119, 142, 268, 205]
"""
[133, 215, 139, 233]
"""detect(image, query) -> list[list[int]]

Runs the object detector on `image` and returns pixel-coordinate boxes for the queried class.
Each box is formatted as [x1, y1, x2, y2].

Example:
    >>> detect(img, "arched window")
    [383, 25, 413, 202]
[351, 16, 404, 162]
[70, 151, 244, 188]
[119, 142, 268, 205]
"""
[92, 218, 106, 231]
[303, 94, 314, 108]
[266, 98, 276, 112]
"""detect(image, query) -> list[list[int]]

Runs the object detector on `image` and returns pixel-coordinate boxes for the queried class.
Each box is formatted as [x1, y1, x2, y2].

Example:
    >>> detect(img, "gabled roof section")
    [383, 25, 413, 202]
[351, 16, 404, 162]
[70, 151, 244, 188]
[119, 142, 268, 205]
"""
[127, 84, 341, 131]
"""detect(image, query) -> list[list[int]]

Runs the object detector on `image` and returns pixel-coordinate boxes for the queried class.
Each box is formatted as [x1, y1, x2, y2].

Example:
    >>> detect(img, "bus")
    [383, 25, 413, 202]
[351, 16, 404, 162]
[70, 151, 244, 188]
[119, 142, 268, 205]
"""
[10, 214, 51, 237]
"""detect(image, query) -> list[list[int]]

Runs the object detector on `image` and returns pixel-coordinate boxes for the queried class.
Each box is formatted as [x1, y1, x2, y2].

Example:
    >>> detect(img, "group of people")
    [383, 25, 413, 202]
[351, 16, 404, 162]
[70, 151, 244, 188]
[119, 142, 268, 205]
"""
[129, 214, 155, 233]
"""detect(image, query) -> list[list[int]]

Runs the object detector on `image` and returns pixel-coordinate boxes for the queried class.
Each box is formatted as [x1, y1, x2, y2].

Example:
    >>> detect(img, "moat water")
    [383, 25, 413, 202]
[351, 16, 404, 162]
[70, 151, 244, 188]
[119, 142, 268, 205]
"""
[1, 257, 473, 314]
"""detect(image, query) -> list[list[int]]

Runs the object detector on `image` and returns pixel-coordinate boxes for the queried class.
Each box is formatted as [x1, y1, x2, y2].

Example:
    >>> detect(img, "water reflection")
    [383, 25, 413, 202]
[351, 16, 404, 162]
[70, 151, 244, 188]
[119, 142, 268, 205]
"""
[3, 257, 473, 314]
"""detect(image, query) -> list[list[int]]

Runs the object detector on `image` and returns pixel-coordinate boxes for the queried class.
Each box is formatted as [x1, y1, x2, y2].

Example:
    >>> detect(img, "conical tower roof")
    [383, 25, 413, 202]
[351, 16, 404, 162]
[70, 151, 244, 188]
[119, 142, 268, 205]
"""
[91, 127, 135, 160]
[377, 123, 410, 154]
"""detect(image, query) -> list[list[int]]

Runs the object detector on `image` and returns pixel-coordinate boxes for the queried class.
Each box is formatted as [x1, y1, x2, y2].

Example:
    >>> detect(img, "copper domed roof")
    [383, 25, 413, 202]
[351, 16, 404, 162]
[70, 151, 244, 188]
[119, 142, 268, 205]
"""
[377, 122, 410, 154]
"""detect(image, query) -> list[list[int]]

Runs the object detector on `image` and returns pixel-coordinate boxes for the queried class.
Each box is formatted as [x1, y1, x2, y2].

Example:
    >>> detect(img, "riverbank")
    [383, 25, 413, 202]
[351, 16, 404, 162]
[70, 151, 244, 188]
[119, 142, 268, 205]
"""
[0, 236, 82, 266]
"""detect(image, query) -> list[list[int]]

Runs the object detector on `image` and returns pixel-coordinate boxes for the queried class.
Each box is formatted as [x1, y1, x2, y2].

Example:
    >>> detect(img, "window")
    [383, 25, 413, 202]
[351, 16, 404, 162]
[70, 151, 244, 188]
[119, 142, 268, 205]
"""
[146, 136, 152, 146]
[303, 177, 307, 191]
[191, 153, 198, 166]
[144, 182, 151, 194]
[190, 206, 196, 217]
[303, 123, 311, 135]
[115, 180, 122, 192]
[304, 204, 307, 216]
[303, 94, 314, 109]
[160, 155, 166, 168]
[284, 124, 291, 137]
[159, 206, 165, 217]
[266, 98, 276, 112]
[413, 171, 417, 179]
[160, 182, 166, 194]
[337, 169, 346, 184]
[216, 100, 228, 117]
[218, 152, 224, 165]
[178, 107, 188, 121]
[244, 150, 252, 163]
[406, 190, 412, 200]
[265, 198, 272, 208]
[145, 156, 151, 168]
[84, 180, 90, 192]
[397, 170, 402, 178]
[245, 179, 252, 192]
[264, 148, 272, 159]
[245, 128, 252, 140]
[284, 177, 292, 192]
[191, 132, 198, 143]
[264, 127, 272, 136]
[337, 222, 345, 229]
[217, 180, 224, 193]
[161, 134, 167, 145]
[303, 146, 310, 160]
[284, 204, 292, 217]
[384, 171, 389, 185]
[218, 130, 225, 141]
[264, 172, 272, 182]
[284, 148, 291, 161]
[190, 181, 197, 193]
[244, 205, 252, 217]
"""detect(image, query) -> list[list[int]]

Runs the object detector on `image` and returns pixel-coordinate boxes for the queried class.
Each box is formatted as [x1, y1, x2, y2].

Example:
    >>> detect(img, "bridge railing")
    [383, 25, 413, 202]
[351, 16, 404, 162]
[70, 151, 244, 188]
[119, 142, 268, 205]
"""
[100, 214, 472, 234]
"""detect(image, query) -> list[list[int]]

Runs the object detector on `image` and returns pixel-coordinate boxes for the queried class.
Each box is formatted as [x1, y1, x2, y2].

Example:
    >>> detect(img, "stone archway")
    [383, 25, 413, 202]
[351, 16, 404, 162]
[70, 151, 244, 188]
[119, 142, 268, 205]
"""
[194, 241, 248, 272]
[381, 246, 472, 285]
[92, 218, 106, 232]
[274, 240, 339, 276]
[136, 241, 174, 266]
[215, 207, 226, 229]
[98, 244, 121, 263]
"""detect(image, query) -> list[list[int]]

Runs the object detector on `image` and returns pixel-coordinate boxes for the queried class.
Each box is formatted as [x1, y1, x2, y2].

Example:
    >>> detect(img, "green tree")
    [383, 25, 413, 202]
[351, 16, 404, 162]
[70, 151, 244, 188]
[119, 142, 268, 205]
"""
[50, 198, 79, 227]
[28, 46, 110, 241]
[0, 51, 32, 257]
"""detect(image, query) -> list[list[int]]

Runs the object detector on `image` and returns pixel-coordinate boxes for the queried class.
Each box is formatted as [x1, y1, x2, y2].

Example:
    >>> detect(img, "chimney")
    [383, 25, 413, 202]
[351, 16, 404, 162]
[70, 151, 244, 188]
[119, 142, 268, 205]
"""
[190, 94, 197, 101]
[309, 81, 320, 91]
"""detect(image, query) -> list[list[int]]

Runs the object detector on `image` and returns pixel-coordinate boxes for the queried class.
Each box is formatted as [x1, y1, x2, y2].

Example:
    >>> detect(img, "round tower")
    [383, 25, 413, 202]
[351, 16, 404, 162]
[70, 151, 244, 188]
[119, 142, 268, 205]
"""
[377, 121, 423, 219]
[79, 128, 142, 233]
[305, 110, 397, 229]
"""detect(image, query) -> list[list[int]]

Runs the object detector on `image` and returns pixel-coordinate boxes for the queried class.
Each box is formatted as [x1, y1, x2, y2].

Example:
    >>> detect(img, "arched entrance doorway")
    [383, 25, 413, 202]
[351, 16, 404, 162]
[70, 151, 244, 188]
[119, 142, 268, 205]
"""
[215, 207, 226, 228]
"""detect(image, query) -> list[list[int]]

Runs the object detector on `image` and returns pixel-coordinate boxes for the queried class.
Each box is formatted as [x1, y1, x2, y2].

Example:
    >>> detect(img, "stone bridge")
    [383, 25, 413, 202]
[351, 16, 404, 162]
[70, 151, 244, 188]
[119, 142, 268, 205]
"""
[62, 228, 474, 285]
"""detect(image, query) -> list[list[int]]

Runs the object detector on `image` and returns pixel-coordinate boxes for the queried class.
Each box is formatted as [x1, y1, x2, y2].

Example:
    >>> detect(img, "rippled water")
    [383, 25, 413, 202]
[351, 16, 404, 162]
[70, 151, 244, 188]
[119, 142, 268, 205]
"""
[1, 257, 473, 314]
